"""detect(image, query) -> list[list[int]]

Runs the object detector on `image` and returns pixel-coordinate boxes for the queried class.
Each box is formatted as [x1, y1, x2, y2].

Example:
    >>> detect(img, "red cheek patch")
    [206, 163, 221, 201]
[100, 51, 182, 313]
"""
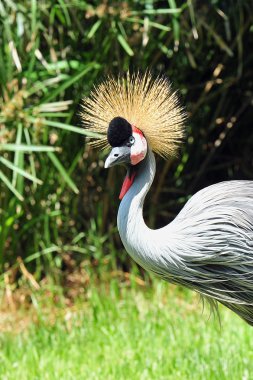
[131, 151, 146, 165]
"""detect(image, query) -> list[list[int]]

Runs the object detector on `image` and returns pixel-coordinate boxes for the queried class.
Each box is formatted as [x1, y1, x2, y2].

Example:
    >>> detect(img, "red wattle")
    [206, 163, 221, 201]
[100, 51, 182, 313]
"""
[119, 172, 136, 200]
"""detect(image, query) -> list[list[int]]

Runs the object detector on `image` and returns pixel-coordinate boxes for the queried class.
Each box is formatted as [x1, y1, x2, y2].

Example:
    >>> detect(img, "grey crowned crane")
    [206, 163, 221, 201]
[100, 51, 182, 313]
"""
[81, 72, 253, 325]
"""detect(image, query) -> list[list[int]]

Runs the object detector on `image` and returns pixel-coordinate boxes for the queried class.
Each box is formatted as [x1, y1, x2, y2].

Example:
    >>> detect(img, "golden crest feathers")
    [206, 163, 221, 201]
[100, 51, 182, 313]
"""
[81, 71, 186, 158]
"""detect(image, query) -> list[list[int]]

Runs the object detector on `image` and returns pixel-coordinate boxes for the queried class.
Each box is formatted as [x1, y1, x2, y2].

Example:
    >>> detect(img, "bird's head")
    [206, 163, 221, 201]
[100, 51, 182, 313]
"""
[104, 116, 148, 199]
[81, 71, 185, 200]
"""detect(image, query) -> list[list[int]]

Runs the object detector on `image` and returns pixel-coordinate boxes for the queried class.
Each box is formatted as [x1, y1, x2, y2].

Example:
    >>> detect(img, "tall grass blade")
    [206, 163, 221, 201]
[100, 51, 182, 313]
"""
[0, 170, 24, 201]
[23, 128, 38, 190]
[47, 151, 79, 194]
[12, 123, 23, 187]
[131, 8, 181, 15]
[44, 64, 100, 102]
[87, 20, 102, 39]
[29, 117, 102, 138]
[117, 34, 134, 56]
[0, 156, 42, 184]
[0, 144, 60, 152]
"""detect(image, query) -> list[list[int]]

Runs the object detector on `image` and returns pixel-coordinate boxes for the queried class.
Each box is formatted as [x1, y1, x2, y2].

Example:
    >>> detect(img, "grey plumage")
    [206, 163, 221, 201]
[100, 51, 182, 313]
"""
[118, 148, 253, 325]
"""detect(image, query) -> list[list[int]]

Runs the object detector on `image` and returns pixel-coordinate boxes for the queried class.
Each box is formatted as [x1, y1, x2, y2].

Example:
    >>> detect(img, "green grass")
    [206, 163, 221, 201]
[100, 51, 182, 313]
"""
[0, 282, 253, 380]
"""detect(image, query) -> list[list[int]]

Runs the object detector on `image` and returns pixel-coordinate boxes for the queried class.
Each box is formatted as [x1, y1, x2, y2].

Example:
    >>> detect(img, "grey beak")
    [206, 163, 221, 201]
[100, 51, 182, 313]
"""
[104, 146, 131, 168]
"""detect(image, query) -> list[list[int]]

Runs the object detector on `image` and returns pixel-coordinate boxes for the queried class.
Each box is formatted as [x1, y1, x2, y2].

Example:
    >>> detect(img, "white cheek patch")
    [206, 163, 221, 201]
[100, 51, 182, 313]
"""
[130, 132, 147, 165]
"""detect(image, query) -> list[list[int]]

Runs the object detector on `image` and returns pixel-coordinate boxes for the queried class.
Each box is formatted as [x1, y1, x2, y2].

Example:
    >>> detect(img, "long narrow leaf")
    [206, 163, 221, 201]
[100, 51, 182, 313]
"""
[23, 128, 37, 190]
[57, 149, 83, 195]
[87, 20, 102, 39]
[47, 152, 79, 194]
[0, 144, 60, 152]
[12, 123, 22, 187]
[29, 117, 102, 138]
[168, 0, 180, 46]
[0, 170, 24, 201]
[36, 112, 70, 118]
[117, 34, 134, 56]
[131, 8, 182, 15]
[126, 17, 171, 31]
[44, 63, 100, 103]
[200, 19, 234, 57]
[0, 156, 42, 184]
[38, 100, 72, 112]
[58, 0, 71, 26]
[31, 0, 37, 37]
[24, 245, 60, 264]
[16, 147, 24, 195]
[27, 74, 69, 97]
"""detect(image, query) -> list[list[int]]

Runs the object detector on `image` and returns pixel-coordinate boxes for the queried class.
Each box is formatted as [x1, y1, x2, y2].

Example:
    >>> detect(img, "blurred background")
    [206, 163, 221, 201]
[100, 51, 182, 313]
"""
[0, 1, 253, 378]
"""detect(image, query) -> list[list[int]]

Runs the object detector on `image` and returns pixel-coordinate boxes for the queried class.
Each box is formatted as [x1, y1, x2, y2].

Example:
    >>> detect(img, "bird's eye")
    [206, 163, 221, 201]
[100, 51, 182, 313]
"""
[126, 136, 135, 147]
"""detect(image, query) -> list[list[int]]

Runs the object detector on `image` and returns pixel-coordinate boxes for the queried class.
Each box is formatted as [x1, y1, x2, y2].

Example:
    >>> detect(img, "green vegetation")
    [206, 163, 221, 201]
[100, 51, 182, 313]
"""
[1, 282, 253, 380]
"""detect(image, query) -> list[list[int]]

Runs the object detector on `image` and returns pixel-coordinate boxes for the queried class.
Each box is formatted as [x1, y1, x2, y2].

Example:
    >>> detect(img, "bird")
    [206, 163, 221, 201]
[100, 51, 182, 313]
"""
[81, 71, 253, 326]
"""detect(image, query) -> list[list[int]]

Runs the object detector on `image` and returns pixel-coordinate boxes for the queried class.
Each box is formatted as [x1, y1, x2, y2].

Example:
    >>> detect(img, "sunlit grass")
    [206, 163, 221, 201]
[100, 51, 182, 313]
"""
[0, 282, 252, 380]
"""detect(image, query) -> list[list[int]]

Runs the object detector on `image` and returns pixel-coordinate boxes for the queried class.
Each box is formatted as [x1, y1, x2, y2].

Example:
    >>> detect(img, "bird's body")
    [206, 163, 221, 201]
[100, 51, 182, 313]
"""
[118, 148, 253, 325]
[82, 72, 253, 325]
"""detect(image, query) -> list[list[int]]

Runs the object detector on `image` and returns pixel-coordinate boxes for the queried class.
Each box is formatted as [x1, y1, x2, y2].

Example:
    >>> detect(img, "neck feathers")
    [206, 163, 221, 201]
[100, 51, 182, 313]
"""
[117, 148, 156, 268]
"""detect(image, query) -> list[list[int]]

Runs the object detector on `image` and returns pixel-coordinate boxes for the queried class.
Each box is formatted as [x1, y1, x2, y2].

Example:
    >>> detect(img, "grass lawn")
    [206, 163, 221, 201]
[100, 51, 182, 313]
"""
[0, 281, 253, 380]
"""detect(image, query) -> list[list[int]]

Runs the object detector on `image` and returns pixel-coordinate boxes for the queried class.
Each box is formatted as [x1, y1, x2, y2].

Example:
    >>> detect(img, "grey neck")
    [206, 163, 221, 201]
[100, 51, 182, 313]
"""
[117, 148, 156, 268]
